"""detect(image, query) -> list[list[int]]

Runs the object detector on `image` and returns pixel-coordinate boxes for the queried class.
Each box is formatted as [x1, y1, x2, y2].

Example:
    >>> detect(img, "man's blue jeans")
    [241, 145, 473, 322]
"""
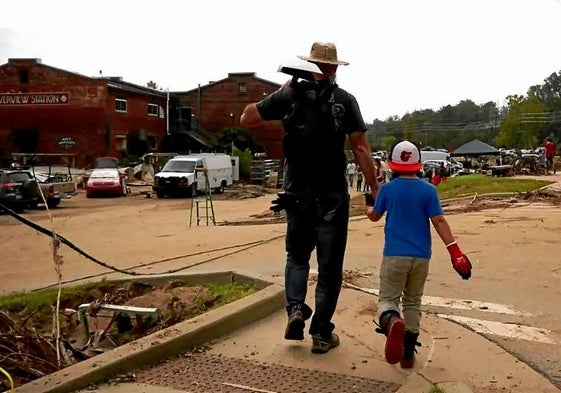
[284, 192, 349, 338]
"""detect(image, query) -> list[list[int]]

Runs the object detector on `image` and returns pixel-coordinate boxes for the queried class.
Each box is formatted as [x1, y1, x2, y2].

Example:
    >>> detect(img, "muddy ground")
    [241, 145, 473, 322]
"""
[2, 177, 561, 389]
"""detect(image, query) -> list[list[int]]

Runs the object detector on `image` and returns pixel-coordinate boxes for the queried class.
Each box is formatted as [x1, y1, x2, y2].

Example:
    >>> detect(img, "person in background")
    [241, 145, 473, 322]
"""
[545, 137, 556, 174]
[356, 169, 363, 192]
[365, 140, 472, 369]
[424, 165, 433, 183]
[374, 157, 386, 188]
[363, 172, 370, 192]
[432, 166, 441, 186]
[347, 161, 357, 188]
[240, 42, 379, 354]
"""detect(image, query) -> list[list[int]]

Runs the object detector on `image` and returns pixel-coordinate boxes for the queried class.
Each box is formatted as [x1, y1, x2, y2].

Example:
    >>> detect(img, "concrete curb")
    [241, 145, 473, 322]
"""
[16, 271, 285, 393]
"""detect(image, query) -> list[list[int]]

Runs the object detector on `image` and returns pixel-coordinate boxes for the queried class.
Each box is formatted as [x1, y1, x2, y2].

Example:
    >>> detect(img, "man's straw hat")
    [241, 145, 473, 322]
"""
[298, 42, 349, 66]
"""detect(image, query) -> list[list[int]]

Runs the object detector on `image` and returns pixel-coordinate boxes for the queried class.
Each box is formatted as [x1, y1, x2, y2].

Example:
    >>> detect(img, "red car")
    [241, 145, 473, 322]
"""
[85, 167, 127, 198]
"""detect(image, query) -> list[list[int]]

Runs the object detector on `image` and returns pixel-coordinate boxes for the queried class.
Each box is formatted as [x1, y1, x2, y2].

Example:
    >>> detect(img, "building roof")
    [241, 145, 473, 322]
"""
[451, 139, 500, 156]
[2, 58, 166, 98]
[173, 72, 281, 95]
[105, 79, 167, 98]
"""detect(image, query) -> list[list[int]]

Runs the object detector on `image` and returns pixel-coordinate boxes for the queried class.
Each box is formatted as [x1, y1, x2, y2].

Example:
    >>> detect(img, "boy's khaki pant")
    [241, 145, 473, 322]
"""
[377, 256, 430, 333]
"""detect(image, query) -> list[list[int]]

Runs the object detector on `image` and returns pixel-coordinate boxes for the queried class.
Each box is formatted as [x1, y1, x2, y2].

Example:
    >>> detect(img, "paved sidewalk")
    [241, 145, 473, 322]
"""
[84, 283, 559, 393]
[198, 286, 559, 393]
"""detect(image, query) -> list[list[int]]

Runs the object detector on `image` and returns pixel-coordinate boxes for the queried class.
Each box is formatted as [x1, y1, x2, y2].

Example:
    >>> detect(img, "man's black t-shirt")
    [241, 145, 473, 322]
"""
[257, 81, 366, 193]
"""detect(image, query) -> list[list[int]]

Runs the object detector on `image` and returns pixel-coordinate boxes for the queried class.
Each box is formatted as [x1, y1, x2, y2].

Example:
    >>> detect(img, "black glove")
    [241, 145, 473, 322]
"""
[270, 193, 298, 213]
[364, 192, 375, 206]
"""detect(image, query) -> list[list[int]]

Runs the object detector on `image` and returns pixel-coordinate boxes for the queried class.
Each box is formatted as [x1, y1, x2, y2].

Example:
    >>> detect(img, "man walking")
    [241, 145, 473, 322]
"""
[240, 42, 378, 353]
[545, 137, 556, 174]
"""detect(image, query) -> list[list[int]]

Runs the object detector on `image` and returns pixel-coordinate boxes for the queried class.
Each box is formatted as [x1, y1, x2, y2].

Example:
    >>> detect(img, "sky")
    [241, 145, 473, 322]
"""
[2, 0, 561, 122]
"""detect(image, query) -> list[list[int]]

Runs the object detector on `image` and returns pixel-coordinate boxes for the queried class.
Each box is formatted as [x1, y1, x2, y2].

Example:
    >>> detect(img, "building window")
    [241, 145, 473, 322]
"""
[115, 99, 127, 112]
[19, 70, 29, 84]
[238, 83, 247, 95]
[148, 103, 158, 117]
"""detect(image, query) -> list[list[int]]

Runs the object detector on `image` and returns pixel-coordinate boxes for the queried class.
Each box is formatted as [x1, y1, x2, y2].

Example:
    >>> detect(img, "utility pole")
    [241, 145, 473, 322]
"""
[166, 88, 170, 135]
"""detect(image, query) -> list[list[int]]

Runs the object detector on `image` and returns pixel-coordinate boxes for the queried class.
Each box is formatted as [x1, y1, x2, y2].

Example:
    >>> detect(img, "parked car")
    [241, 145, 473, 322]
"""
[27, 163, 77, 208]
[83, 156, 124, 187]
[0, 169, 41, 213]
[85, 168, 127, 198]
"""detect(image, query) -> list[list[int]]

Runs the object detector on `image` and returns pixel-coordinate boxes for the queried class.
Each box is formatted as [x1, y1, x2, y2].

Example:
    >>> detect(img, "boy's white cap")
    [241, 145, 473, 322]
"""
[388, 140, 422, 172]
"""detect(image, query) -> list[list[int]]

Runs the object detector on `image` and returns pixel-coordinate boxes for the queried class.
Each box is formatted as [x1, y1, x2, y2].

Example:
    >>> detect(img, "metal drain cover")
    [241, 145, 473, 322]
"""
[136, 353, 400, 393]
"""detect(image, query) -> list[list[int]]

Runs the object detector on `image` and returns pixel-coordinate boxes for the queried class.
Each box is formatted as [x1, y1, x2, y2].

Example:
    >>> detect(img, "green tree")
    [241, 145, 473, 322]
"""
[232, 146, 253, 180]
[402, 119, 418, 142]
[528, 70, 561, 138]
[218, 127, 263, 153]
[146, 81, 159, 90]
[495, 94, 545, 148]
[381, 135, 396, 151]
[529, 71, 561, 112]
[369, 99, 500, 151]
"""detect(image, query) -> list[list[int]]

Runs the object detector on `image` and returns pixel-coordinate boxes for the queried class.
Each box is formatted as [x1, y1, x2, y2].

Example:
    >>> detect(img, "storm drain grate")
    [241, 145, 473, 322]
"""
[135, 353, 401, 393]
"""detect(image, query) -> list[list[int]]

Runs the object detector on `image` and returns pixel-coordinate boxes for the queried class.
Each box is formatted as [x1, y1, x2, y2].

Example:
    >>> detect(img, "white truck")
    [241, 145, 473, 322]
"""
[152, 153, 237, 198]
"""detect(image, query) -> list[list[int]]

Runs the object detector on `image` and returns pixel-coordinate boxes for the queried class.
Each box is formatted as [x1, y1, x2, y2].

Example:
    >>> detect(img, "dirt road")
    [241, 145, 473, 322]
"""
[2, 177, 561, 388]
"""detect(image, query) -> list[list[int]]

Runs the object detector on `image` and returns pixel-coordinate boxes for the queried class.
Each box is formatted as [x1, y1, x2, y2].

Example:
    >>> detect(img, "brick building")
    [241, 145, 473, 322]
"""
[174, 72, 283, 159]
[0, 58, 168, 168]
[0, 60, 285, 168]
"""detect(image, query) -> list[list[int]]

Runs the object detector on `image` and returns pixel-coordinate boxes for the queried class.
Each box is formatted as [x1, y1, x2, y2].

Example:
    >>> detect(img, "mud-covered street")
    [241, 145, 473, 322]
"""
[2, 177, 561, 389]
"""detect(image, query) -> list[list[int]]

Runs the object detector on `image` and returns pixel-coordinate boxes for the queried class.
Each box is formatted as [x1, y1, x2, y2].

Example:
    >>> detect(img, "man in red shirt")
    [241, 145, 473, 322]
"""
[545, 138, 556, 174]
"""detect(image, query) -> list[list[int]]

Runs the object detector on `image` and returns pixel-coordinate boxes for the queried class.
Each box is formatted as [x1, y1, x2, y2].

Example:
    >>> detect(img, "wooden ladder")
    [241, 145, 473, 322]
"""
[189, 167, 216, 226]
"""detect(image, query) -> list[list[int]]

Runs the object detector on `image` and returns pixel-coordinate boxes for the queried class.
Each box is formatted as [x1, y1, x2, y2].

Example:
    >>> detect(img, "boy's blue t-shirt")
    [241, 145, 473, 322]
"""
[374, 177, 443, 259]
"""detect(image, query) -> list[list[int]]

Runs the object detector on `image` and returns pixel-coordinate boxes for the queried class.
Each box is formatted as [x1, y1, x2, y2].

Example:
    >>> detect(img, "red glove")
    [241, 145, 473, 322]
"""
[446, 241, 472, 280]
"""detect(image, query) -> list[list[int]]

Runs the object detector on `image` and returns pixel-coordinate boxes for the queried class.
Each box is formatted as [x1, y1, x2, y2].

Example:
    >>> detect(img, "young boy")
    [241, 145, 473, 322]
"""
[365, 140, 472, 368]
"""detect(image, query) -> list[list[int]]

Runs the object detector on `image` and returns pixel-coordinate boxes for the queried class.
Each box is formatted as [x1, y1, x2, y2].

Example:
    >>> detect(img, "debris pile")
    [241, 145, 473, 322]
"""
[218, 184, 277, 200]
[0, 310, 59, 389]
[0, 280, 236, 389]
[516, 189, 561, 204]
[442, 188, 561, 214]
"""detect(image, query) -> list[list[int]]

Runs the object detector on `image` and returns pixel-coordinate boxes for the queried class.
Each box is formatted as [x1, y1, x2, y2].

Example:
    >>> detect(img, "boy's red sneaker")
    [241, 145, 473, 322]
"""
[384, 317, 405, 364]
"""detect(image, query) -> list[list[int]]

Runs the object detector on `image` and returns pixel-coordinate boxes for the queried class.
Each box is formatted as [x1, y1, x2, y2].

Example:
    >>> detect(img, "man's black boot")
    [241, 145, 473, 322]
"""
[284, 304, 312, 340]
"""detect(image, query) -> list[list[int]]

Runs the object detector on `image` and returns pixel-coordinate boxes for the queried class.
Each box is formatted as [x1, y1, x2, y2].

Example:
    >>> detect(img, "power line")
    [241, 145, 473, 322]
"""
[369, 122, 499, 135]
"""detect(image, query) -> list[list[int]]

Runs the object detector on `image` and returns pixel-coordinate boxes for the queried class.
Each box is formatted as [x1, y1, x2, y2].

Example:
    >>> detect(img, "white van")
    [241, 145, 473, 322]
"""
[153, 153, 236, 198]
[420, 150, 450, 163]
